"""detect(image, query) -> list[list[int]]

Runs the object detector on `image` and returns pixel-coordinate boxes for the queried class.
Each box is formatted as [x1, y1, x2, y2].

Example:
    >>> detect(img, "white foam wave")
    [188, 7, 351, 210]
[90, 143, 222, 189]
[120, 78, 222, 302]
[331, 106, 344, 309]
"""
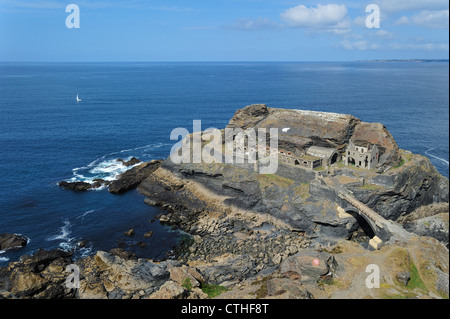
[77, 246, 93, 258]
[65, 143, 168, 189]
[47, 220, 73, 242]
[0, 257, 9, 262]
[425, 149, 449, 166]
[76, 209, 96, 223]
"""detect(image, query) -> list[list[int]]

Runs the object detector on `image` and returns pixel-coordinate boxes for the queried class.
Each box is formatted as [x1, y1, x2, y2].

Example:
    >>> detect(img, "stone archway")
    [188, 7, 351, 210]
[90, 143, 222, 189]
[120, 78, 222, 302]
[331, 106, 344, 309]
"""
[345, 208, 376, 239]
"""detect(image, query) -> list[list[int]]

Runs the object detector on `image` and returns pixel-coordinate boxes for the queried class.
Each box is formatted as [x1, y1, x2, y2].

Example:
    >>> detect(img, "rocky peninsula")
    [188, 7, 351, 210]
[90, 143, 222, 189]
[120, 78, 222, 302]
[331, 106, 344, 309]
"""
[1, 105, 448, 299]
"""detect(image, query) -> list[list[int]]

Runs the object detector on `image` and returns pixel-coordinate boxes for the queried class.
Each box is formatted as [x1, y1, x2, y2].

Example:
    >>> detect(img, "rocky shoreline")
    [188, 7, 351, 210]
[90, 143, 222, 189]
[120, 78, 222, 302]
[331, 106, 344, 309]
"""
[1, 105, 449, 299]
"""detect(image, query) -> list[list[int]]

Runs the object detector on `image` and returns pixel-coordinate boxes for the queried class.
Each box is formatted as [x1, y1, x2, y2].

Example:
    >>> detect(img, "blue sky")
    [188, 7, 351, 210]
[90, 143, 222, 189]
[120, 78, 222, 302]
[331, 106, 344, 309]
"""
[0, 0, 448, 61]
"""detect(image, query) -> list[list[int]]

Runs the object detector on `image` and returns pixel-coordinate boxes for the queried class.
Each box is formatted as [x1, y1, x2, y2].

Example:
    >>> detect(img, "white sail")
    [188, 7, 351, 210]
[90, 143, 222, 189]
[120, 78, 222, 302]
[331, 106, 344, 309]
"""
[76, 94, 82, 102]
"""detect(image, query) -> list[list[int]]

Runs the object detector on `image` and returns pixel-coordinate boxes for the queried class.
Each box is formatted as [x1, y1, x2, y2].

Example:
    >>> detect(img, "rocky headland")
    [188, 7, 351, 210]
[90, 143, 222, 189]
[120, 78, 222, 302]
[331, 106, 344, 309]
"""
[1, 105, 448, 299]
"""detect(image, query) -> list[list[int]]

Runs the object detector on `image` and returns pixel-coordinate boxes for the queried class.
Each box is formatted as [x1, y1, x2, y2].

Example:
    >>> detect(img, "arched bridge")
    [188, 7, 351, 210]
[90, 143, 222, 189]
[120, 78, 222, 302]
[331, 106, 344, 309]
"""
[312, 177, 414, 249]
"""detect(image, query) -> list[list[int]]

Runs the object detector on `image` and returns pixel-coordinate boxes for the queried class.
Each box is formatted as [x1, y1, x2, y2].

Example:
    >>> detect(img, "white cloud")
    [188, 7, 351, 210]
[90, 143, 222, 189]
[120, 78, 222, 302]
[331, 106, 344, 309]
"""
[375, 29, 394, 39]
[411, 10, 449, 29]
[281, 4, 349, 29]
[230, 17, 280, 31]
[394, 10, 449, 29]
[376, 0, 449, 13]
[353, 16, 367, 28]
[395, 16, 410, 25]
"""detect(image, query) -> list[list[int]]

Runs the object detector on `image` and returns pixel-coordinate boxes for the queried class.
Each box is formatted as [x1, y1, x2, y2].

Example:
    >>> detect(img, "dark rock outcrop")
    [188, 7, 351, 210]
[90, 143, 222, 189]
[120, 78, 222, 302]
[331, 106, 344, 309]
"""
[118, 157, 141, 167]
[399, 203, 449, 247]
[0, 234, 28, 251]
[58, 181, 94, 192]
[109, 160, 162, 194]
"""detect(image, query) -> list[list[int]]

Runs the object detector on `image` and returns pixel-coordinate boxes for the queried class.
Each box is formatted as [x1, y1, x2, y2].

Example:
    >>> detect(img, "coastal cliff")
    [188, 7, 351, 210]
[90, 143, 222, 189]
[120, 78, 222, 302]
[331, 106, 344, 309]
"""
[138, 105, 448, 244]
[1, 105, 448, 299]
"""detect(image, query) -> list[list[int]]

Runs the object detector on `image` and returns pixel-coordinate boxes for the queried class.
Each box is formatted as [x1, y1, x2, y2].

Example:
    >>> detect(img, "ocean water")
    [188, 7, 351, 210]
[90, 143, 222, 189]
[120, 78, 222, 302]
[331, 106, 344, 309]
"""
[0, 62, 448, 266]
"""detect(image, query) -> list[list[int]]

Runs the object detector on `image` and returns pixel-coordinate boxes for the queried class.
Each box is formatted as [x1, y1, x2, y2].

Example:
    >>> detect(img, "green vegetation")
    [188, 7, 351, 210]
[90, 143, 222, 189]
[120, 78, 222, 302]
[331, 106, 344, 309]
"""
[407, 262, 427, 291]
[393, 158, 406, 169]
[386, 248, 429, 298]
[257, 174, 295, 189]
[201, 284, 228, 298]
[251, 282, 269, 299]
[402, 152, 414, 162]
[250, 276, 272, 299]
[358, 184, 383, 190]
[294, 183, 310, 200]
[182, 278, 193, 291]
[321, 245, 344, 255]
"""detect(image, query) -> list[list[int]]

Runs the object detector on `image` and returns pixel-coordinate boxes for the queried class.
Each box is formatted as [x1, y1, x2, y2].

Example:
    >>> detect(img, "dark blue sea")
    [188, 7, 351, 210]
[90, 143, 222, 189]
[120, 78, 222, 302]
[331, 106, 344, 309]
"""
[0, 62, 448, 266]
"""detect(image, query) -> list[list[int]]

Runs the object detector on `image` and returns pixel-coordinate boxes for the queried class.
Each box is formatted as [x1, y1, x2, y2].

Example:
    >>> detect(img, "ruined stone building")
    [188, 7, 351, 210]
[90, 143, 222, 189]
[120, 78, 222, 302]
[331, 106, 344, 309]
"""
[344, 140, 379, 170]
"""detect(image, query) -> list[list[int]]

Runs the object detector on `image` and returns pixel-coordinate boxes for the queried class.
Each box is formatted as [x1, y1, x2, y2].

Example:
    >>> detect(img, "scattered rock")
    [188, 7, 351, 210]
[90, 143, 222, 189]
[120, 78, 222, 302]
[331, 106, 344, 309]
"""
[124, 229, 135, 237]
[58, 181, 93, 192]
[144, 231, 154, 238]
[396, 271, 411, 286]
[279, 250, 331, 283]
[137, 242, 147, 248]
[109, 248, 137, 261]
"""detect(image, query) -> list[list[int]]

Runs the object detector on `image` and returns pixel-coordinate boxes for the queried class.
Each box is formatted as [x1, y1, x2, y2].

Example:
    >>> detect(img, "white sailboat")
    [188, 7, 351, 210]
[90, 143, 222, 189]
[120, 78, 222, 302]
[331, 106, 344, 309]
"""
[76, 94, 82, 103]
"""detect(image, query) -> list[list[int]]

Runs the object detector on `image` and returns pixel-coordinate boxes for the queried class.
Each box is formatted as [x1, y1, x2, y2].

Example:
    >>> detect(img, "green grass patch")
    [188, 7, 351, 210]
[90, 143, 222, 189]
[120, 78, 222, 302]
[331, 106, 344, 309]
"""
[407, 262, 427, 292]
[182, 278, 193, 291]
[393, 158, 406, 169]
[358, 184, 383, 190]
[251, 282, 269, 299]
[321, 245, 344, 255]
[257, 174, 295, 189]
[201, 284, 228, 299]
[249, 276, 272, 299]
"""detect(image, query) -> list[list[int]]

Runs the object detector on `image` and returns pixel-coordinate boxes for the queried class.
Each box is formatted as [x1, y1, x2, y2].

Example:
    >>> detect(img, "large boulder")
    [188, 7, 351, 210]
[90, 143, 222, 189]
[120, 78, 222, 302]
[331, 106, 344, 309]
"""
[0, 233, 28, 251]
[169, 265, 204, 288]
[279, 249, 333, 283]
